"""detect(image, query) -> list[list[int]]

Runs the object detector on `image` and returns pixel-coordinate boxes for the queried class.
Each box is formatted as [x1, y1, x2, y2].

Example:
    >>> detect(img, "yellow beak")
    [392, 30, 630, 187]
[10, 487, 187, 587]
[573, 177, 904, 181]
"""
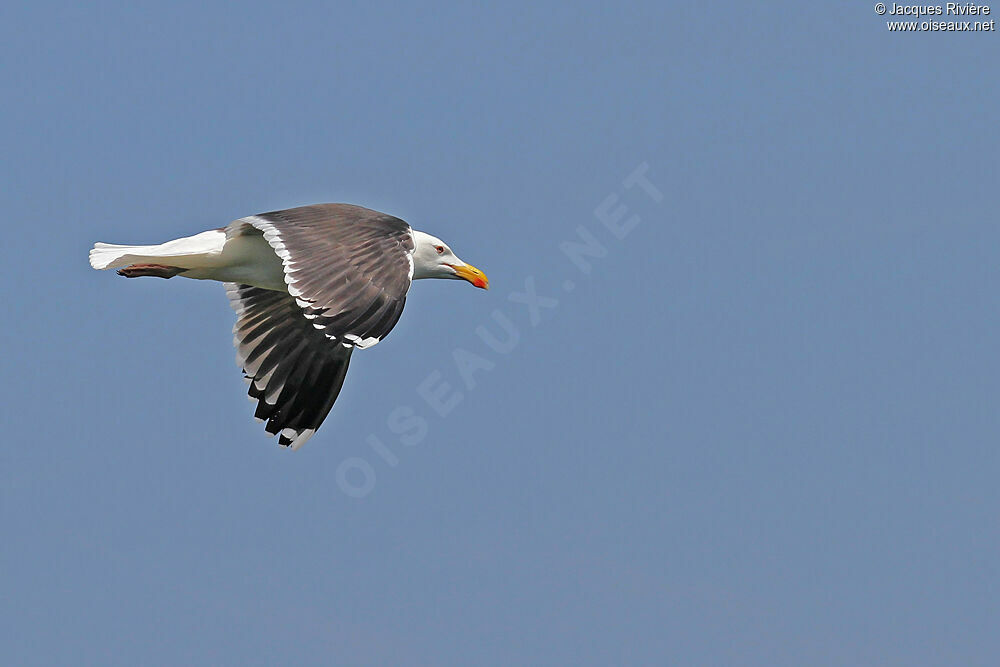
[452, 263, 489, 289]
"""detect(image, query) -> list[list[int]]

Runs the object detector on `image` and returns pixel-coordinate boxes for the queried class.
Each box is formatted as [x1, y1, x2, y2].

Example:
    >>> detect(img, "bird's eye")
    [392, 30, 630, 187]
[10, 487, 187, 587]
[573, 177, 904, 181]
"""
[435, 245, 445, 254]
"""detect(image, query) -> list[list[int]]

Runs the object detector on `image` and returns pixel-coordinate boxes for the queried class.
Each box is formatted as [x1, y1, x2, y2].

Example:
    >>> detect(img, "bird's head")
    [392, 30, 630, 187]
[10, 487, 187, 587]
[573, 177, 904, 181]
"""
[411, 230, 489, 289]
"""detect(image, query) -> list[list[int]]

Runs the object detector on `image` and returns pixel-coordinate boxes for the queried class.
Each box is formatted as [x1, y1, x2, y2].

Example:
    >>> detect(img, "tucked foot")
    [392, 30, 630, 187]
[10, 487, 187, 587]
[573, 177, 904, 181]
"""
[117, 264, 186, 279]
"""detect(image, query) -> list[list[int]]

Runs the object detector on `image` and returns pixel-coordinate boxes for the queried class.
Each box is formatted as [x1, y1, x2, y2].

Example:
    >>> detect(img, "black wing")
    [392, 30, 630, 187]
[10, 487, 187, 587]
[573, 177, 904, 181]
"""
[224, 204, 416, 449]
[226, 283, 353, 449]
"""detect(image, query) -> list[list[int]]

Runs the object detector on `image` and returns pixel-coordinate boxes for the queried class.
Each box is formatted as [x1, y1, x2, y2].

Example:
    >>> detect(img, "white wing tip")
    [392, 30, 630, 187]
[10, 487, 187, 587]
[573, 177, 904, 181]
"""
[280, 427, 316, 451]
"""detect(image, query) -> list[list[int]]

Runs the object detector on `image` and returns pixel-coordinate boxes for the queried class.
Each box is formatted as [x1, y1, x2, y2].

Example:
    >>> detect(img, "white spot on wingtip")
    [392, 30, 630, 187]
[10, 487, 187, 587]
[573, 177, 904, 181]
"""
[287, 428, 316, 451]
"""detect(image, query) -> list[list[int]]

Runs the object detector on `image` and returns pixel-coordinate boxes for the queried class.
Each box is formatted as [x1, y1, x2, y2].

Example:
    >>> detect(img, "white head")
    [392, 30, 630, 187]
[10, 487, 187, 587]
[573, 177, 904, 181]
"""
[410, 230, 489, 289]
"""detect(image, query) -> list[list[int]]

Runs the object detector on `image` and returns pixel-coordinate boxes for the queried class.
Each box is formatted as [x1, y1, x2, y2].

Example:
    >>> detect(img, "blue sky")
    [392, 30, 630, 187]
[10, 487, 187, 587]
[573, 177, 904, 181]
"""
[2, 2, 998, 665]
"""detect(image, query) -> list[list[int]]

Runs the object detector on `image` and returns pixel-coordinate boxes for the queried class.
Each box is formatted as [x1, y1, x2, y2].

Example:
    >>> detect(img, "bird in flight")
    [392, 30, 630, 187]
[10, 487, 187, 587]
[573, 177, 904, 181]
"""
[89, 203, 489, 449]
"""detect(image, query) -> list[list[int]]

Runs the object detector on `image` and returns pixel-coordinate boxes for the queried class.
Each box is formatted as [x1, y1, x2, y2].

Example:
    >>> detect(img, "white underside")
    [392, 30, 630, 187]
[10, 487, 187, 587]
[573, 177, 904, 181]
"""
[89, 230, 287, 291]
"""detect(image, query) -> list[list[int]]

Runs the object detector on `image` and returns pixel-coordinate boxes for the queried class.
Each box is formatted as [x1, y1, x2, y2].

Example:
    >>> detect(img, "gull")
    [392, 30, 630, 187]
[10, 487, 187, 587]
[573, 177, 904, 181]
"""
[89, 203, 489, 449]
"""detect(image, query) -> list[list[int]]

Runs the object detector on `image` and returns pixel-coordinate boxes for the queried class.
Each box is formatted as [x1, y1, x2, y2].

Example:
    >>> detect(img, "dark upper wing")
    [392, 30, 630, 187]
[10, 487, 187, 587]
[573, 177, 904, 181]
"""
[226, 283, 353, 449]
[227, 203, 415, 349]
[223, 204, 416, 449]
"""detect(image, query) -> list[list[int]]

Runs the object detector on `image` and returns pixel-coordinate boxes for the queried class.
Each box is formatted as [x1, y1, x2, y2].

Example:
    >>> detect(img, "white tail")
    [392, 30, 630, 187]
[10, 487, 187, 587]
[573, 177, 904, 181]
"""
[88, 230, 228, 270]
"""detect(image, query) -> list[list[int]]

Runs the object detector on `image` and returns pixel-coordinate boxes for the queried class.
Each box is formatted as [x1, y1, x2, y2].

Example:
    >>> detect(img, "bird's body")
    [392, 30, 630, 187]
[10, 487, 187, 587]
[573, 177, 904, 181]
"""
[89, 203, 488, 449]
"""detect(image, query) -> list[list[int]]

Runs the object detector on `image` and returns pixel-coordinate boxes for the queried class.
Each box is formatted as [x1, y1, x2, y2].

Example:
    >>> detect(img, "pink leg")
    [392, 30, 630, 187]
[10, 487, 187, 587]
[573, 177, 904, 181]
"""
[117, 264, 186, 279]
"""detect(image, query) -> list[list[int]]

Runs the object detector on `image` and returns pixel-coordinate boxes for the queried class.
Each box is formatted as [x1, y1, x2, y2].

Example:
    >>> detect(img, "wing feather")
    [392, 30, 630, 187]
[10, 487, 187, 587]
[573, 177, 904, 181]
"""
[227, 282, 353, 449]
[227, 203, 414, 348]
[222, 204, 416, 449]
